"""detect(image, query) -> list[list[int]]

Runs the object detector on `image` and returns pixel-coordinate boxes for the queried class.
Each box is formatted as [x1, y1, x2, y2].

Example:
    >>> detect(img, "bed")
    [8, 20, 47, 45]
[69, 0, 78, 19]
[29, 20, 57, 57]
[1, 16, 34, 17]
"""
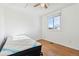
[0, 34, 41, 56]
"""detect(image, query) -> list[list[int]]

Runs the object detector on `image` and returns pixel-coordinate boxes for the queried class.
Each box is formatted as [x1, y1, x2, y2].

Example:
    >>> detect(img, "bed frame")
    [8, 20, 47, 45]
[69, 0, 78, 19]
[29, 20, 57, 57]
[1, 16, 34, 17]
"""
[9, 45, 41, 56]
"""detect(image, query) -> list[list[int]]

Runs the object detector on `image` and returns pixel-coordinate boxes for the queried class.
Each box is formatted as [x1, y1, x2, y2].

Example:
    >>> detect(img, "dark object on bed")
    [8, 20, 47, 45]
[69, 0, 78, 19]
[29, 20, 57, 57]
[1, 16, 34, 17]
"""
[9, 45, 41, 56]
[0, 37, 7, 52]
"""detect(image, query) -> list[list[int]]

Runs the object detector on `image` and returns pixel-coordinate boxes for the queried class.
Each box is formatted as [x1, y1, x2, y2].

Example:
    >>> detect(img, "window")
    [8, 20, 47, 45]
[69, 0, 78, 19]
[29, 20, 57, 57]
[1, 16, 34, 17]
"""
[48, 15, 61, 30]
[48, 16, 54, 29]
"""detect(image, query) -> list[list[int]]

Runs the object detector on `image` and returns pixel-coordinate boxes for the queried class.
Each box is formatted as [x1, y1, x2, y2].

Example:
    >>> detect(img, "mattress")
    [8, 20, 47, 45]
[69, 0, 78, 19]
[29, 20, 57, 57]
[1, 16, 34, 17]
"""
[0, 37, 41, 56]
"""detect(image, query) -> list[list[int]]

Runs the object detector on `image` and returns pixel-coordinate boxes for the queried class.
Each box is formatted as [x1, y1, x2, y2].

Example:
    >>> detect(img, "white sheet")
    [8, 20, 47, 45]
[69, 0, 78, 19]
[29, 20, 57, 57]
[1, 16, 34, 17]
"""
[0, 38, 41, 56]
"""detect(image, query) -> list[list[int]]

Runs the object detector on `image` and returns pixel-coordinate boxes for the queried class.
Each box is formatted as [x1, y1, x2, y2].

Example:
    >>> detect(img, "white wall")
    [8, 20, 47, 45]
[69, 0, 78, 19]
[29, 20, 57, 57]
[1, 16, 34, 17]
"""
[4, 7, 41, 40]
[42, 4, 79, 50]
[0, 6, 41, 41]
[0, 7, 5, 44]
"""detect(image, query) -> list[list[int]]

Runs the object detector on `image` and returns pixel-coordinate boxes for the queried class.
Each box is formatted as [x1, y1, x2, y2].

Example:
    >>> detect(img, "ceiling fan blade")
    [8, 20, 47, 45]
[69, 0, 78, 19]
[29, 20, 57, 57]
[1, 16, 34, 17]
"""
[45, 4, 48, 8]
[33, 3, 40, 7]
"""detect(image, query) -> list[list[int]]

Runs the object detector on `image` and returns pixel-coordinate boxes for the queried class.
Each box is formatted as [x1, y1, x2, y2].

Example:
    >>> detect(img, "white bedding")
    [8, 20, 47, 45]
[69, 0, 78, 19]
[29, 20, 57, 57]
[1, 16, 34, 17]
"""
[0, 36, 41, 56]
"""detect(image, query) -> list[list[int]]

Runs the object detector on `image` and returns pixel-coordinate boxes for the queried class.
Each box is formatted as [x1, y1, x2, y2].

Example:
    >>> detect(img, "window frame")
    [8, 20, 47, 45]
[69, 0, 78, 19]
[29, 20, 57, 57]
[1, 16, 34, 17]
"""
[48, 15, 61, 30]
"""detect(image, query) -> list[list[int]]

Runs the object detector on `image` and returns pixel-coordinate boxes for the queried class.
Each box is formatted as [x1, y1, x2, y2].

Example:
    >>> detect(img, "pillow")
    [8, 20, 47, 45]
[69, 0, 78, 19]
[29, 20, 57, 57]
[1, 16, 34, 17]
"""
[12, 34, 32, 40]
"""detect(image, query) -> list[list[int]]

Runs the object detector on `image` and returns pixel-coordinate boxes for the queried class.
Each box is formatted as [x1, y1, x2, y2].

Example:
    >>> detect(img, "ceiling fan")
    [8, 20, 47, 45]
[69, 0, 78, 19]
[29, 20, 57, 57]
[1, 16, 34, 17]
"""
[33, 3, 48, 9]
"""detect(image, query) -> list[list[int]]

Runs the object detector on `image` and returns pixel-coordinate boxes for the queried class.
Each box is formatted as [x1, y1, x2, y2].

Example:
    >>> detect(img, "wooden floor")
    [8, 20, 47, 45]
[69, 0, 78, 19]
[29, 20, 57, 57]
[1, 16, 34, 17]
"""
[37, 39, 79, 56]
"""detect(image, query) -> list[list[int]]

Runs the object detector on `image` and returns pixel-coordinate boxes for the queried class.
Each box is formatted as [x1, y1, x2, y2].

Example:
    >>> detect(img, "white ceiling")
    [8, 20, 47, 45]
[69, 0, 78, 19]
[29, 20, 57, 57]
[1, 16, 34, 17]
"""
[0, 3, 75, 16]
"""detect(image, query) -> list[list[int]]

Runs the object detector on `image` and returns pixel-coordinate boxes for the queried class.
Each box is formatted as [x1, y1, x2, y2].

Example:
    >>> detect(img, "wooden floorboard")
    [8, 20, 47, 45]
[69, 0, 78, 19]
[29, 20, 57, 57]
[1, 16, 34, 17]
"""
[37, 39, 79, 56]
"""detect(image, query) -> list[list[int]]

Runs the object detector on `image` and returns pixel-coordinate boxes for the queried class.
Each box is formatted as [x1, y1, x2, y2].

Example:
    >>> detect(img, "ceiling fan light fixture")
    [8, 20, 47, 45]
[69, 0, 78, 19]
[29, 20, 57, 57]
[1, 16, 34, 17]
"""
[33, 3, 48, 9]
[40, 3, 45, 8]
